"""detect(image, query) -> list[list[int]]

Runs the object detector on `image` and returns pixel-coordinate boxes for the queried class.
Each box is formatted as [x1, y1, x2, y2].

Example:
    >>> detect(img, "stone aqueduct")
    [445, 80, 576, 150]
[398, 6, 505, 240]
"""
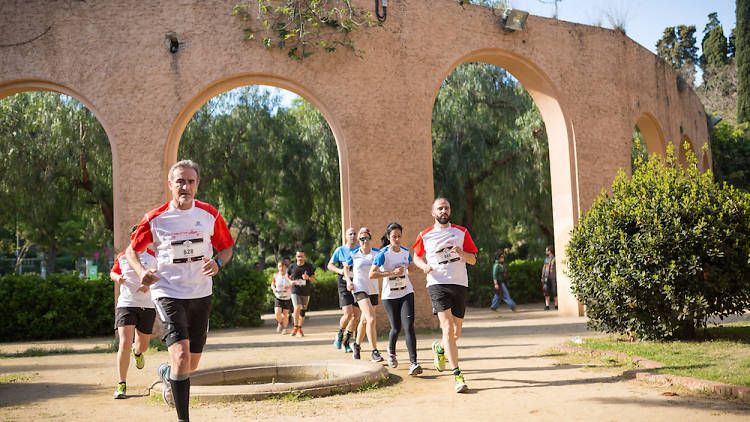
[1, 0, 709, 326]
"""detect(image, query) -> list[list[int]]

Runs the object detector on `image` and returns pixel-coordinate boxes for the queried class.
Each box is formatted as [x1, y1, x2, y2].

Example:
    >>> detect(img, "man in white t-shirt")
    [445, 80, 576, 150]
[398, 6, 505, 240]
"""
[413, 198, 477, 393]
[126, 160, 234, 422]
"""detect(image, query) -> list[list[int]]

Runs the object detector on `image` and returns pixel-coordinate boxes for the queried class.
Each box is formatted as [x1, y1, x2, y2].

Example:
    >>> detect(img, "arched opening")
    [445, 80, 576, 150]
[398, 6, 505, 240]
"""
[0, 81, 114, 276]
[631, 125, 649, 174]
[431, 49, 580, 316]
[634, 113, 667, 157]
[170, 79, 343, 269]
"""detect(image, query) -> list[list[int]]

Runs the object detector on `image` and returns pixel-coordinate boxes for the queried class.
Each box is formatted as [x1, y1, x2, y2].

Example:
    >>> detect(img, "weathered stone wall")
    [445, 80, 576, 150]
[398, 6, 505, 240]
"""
[0, 0, 708, 326]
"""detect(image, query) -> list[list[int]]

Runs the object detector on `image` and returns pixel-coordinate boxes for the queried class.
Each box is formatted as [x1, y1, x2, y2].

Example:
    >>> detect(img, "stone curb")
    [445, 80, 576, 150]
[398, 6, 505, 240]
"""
[554, 345, 750, 401]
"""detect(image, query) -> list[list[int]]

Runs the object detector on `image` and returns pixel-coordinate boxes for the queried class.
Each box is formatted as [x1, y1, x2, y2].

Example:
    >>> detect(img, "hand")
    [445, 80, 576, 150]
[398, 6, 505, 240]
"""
[201, 257, 219, 276]
[450, 246, 464, 256]
[302, 271, 309, 280]
[392, 266, 405, 276]
[140, 268, 159, 286]
[346, 280, 354, 291]
[136, 285, 150, 293]
[421, 264, 433, 274]
[117, 275, 127, 285]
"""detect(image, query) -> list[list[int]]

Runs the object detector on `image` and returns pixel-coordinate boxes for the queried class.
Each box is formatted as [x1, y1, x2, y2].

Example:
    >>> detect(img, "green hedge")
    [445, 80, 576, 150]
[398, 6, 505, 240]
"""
[0, 272, 114, 341]
[210, 262, 268, 328]
[467, 257, 544, 307]
[260, 267, 340, 312]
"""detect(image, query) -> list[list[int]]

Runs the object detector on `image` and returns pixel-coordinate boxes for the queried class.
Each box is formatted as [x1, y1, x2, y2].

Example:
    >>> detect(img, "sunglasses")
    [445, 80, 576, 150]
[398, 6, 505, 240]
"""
[358, 236, 371, 241]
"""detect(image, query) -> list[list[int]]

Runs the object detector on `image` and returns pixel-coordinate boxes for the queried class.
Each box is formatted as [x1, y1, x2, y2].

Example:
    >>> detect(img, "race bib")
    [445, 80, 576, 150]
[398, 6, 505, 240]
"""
[434, 246, 460, 266]
[170, 238, 204, 263]
[389, 276, 406, 289]
[293, 278, 306, 286]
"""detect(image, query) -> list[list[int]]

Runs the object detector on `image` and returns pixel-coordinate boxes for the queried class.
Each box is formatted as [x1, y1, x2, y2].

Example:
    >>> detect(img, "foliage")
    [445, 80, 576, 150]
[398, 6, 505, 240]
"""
[179, 86, 340, 267]
[0, 92, 113, 273]
[630, 126, 648, 174]
[566, 147, 750, 340]
[710, 121, 750, 191]
[696, 60, 737, 124]
[210, 261, 268, 328]
[0, 272, 114, 341]
[466, 257, 544, 307]
[700, 12, 729, 73]
[233, 0, 378, 60]
[737, 0, 750, 123]
[259, 266, 340, 312]
[656, 25, 699, 86]
[432, 62, 552, 258]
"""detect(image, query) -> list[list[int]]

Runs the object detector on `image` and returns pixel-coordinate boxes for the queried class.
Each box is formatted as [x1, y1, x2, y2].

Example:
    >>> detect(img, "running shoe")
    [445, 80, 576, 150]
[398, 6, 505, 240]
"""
[511, 305, 519, 312]
[454, 373, 468, 393]
[490, 307, 498, 312]
[281, 328, 288, 335]
[291, 327, 299, 336]
[408, 363, 423, 376]
[352, 342, 361, 360]
[387, 353, 398, 368]
[276, 323, 282, 333]
[132, 346, 144, 370]
[334, 331, 343, 349]
[344, 344, 353, 353]
[432, 341, 445, 372]
[296, 328, 304, 337]
[113, 382, 126, 399]
[371, 349, 384, 363]
[157, 363, 174, 406]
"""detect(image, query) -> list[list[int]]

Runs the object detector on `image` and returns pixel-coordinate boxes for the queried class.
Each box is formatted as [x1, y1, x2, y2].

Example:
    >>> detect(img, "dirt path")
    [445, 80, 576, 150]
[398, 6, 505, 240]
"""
[1, 306, 748, 421]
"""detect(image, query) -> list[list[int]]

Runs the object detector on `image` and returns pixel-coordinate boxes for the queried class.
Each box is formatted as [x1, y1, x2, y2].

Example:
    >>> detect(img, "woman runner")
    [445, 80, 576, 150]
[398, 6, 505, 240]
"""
[370, 222, 422, 375]
[271, 261, 293, 334]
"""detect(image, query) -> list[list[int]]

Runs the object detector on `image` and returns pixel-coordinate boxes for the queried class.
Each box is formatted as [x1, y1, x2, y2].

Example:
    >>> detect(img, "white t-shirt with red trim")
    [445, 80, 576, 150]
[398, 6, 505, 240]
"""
[112, 250, 157, 308]
[272, 271, 292, 300]
[130, 200, 234, 300]
[412, 223, 478, 288]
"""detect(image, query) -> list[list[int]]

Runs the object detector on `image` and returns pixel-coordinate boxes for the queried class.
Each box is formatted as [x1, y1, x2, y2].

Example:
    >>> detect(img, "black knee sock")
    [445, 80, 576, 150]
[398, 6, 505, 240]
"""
[343, 330, 353, 346]
[453, 368, 461, 376]
[170, 378, 190, 421]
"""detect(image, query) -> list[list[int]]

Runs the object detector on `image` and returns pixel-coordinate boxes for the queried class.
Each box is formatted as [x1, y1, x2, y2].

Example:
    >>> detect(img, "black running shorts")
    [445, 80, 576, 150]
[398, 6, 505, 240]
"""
[353, 291, 379, 306]
[428, 284, 468, 319]
[154, 295, 212, 353]
[274, 298, 293, 310]
[114, 306, 156, 334]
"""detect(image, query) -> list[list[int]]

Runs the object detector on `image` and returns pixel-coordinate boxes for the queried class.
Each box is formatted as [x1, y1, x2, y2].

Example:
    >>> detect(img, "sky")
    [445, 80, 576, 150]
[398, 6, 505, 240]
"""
[272, 0, 738, 106]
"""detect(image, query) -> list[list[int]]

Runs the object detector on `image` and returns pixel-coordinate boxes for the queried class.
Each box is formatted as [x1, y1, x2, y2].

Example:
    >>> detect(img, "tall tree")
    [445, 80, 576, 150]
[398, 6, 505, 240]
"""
[700, 12, 729, 73]
[657, 25, 699, 85]
[737, 0, 750, 123]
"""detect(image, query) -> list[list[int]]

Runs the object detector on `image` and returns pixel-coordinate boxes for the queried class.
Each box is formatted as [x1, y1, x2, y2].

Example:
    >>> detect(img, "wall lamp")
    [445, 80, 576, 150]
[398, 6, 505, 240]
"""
[500, 8, 529, 32]
[165, 32, 179, 54]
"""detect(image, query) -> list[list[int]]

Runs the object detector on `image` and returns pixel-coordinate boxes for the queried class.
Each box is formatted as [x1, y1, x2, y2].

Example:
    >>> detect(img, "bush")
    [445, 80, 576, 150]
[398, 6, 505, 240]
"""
[258, 266, 341, 313]
[0, 272, 113, 341]
[210, 262, 267, 328]
[566, 147, 750, 340]
[467, 254, 544, 307]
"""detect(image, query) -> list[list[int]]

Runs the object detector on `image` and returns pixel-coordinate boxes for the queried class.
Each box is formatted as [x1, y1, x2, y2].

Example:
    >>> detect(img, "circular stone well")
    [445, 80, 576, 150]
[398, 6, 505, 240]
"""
[152, 360, 389, 402]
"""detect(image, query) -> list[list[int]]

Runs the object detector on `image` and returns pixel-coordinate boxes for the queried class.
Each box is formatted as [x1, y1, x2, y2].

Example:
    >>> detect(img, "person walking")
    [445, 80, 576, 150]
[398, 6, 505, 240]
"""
[413, 198, 478, 393]
[271, 261, 292, 334]
[126, 160, 234, 422]
[287, 250, 315, 337]
[490, 251, 518, 312]
[110, 225, 157, 399]
[370, 222, 422, 376]
[541, 245, 558, 310]
[327, 227, 360, 352]
[344, 227, 382, 362]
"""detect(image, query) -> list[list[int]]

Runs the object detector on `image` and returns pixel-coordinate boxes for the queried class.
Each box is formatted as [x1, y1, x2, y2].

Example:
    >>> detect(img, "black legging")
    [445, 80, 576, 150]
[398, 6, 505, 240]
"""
[382, 292, 417, 364]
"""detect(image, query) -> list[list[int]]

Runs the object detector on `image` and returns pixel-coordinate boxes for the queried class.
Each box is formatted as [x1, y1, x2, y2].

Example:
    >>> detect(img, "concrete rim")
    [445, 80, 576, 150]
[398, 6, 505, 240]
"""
[152, 360, 390, 402]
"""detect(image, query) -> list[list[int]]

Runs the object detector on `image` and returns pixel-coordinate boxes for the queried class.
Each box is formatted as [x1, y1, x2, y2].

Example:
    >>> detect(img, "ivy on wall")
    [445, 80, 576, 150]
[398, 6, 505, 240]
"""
[233, 0, 379, 60]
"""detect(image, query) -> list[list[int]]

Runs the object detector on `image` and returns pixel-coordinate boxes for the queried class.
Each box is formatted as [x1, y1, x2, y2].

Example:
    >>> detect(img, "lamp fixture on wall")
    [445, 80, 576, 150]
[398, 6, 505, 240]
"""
[500, 5, 529, 32]
[165, 32, 179, 53]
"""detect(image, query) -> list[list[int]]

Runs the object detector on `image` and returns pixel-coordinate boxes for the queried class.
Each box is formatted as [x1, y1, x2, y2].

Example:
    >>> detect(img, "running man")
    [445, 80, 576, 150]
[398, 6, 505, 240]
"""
[370, 222, 422, 375]
[327, 227, 360, 352]
[344, 227, 382, 362]
[287, 250, 315, 337]
[110, 225, 157, 399]
[413, 198, 478, 393]
[126, 160, 234, 422]
[271, 261, 292, 334]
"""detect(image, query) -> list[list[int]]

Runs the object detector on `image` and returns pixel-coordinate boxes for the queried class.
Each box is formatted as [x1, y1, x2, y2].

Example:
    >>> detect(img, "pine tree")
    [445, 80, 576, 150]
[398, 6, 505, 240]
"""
[700, 12, 729, 71]
[656, 25, 699, 85]
[737, 0, 750, 123]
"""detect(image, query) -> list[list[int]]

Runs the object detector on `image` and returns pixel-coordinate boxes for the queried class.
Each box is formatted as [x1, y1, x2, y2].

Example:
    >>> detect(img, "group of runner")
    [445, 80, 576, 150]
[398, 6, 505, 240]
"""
[110, 159, 478, 422]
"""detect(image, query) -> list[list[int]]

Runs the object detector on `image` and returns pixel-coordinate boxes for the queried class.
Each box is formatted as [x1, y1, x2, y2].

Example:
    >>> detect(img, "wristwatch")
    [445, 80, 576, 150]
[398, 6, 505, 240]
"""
[215, 257, 223, 268]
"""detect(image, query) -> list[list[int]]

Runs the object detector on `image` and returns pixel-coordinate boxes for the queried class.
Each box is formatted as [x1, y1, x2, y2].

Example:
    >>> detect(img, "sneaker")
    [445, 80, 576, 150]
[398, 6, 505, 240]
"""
[511, 305, 519, 312]
[133, 346, 145, 370]
[489, 307, 498, 312]
[371, 350, 384, 363]
[554, 305, 559, 310]
[296, 328, 304, 337]
[432, 341, 445, 372]
[352, 343, 361, 360]
[545, 305, 550, 311]
[276, 323, 282, 333]
[334, 331, 343, 349]
[291, 327, 299, 336]
[408, 363, 423, 376]
[454, 373, 468, 393]
[281, 328, 288, 335]
[113, 382, 126, 399]
[344, 345, 353, 353]
[157, 363, 174, 406]
[387, 353, 398, 368]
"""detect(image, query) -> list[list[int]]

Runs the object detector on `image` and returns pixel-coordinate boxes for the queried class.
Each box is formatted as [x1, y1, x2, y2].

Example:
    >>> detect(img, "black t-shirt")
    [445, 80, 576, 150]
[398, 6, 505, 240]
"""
[287, 262, 314, 296]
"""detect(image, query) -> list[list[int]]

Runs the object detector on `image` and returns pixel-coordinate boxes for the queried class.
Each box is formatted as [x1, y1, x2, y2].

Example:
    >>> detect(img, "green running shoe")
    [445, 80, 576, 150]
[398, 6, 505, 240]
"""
[113, 382, 126, 399]
[454, 373, 468, 393]
[133, 346, 145, 370]
[431, 341, 445, 372]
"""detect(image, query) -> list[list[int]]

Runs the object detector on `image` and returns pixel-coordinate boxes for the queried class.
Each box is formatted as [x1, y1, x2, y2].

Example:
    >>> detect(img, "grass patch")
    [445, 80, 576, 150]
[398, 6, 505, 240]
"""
[0, 347, 76, 358]
[0, 373, 37, 383]
[567, 321, 750, 387]
[356, 375, 392, 392]
[148, 338, 167, 352]
[269, 391, 313, 401]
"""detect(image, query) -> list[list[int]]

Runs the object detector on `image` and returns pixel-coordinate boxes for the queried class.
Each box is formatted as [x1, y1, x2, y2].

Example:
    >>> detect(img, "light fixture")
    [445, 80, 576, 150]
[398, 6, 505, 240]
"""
[165, 32, 179, 54]
[710, 115, 723, 126]
[501, 8, 529, 32]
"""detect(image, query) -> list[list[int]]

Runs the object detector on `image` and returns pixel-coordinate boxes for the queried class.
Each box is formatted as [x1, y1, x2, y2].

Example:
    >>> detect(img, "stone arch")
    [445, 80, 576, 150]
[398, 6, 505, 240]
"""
[432, 48, 581, 315]
[635, 112, 667, 156]
[164, 74, 351, 231]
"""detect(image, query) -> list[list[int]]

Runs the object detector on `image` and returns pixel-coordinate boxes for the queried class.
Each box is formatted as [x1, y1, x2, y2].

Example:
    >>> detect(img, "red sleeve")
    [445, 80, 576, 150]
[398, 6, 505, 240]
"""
[110, 252, 124, 274]
[412, 233, 426, 257]
[211, 212, 234, 251]
[462, 229, 478, 254]
[130, 215, 153, 252]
